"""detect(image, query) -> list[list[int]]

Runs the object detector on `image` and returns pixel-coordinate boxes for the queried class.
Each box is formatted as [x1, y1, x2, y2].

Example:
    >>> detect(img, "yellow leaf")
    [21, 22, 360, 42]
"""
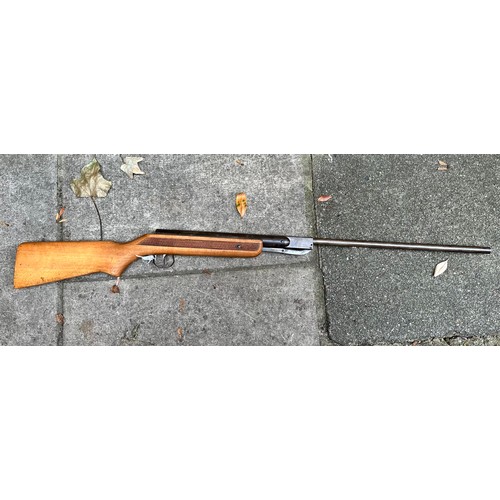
[70, 158, 112, 198]
[236, 192, 247, 218]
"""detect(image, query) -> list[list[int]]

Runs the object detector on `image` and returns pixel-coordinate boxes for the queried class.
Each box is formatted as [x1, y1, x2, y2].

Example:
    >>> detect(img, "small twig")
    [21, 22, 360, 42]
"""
[90, 196, 103, 240]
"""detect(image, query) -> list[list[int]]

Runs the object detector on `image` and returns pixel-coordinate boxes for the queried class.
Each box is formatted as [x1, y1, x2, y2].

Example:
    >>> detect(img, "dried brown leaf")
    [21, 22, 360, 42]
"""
[177, 327, 184, 342]
[235, 159, 244, 166]
[55, 207, 65, 222]
[236, 192, 247, 218]
[0, 220, 10, 228]
[179, 298, 186, 313]
[433, 259, 448, 277]
[318, 195, 332, 202]
[111, 277, 120, 293]
[70, 158, 112, 198]
[55, 313, 65, 325]
[120, 156, 145, 179]
[437, 160, 449, 171]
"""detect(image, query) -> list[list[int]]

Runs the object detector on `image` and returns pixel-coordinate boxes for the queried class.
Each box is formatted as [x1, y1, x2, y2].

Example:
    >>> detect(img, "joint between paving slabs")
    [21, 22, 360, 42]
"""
[56, 154, 65, 345]
[309, 154, 334, 345]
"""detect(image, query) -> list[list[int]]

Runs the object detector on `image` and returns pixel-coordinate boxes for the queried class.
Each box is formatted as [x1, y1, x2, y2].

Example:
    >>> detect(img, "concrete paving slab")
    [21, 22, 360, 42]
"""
[382, 333, 500, 346]
[313, 154, 499, 345]
[60, 154, 315, 281]
[0, 155, 59, 345]
[62, 264, 323, 346]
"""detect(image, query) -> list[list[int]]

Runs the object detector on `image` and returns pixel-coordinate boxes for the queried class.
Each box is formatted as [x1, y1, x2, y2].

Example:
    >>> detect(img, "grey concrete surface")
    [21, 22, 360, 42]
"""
[63, 264, 323, 346]
[2, 154, 498, 346]
[0, 155, 60, 345]
[1, 154, 324, 346]
[382, 334, 500, 346]
[313, 154, 499, 345]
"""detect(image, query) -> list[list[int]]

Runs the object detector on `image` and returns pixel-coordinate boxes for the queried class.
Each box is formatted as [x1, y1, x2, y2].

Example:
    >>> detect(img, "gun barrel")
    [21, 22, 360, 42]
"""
[313, 239, 492, 254]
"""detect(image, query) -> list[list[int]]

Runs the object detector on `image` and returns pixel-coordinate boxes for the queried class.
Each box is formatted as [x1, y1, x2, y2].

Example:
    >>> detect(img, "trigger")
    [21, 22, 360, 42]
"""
[153, 254, 175, 269]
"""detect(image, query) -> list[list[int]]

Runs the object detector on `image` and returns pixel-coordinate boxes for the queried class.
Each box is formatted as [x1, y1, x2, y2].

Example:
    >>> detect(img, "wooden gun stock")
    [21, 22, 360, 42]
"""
[13, 234, 263, 289]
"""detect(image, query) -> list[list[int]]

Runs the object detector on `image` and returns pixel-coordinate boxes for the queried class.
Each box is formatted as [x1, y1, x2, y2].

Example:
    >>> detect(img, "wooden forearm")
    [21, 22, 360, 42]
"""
[13, 234, 263, 289]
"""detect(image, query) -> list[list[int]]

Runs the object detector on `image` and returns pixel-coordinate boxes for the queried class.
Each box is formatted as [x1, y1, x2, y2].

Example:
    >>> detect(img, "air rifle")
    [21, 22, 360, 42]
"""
[13, 229, 492, 288]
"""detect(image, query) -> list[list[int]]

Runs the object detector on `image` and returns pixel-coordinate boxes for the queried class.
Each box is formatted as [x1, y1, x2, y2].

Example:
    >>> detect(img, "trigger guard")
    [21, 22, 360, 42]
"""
[153, 254, 175, 269]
